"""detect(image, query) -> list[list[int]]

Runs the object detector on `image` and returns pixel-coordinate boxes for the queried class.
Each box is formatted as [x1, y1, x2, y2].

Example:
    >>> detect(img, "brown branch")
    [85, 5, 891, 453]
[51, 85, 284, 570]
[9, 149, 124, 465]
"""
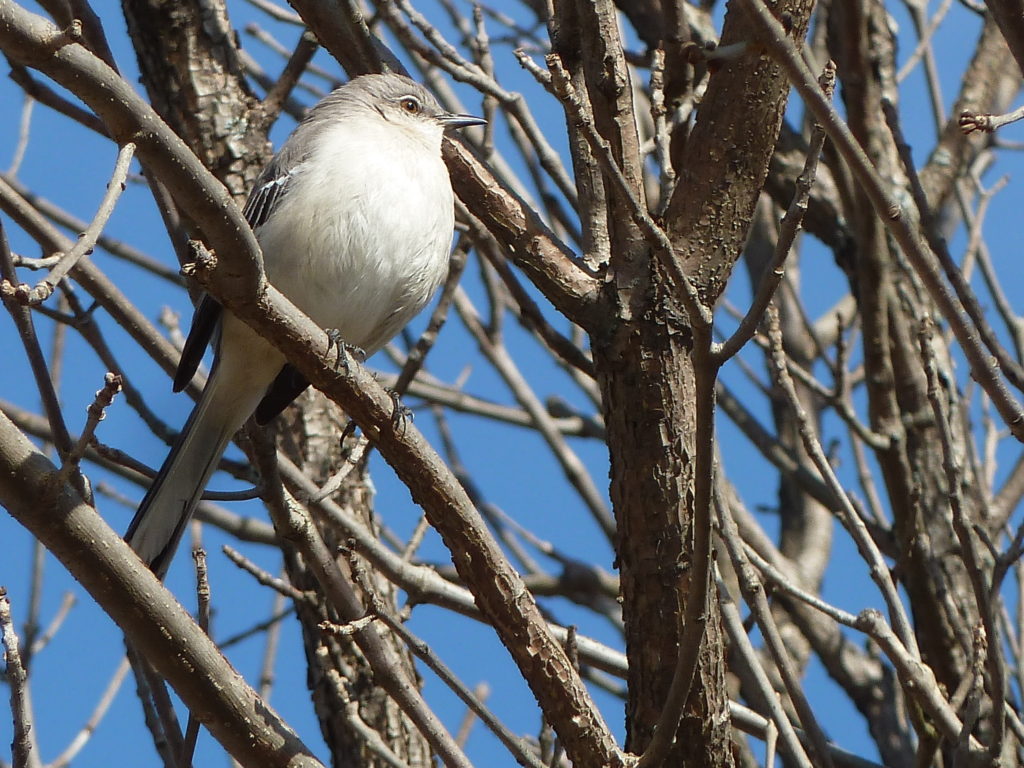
[883, 100, 1024, 396]
[273, 451, 632, 679]
[0, 218, 75, 462]
[0, 4, 264, 302]
[0, 413, 325, 767]
[247, 429, 474, 768]
[739, 0, 1024, 442]
[7, 62, 108, 136]
[856, 610, 983, 754]
[715, 60, 834, 364]
[546, 53, 711, 329]
[918, 316, 1006, 758]
[366, 593, 549, 768]
[12, 141, 135, 304]
[635, 333, 718, 768]
[58, 371, 121, 479]
[286, 0, 393, 75]
[377, 371, 603, 437]
[256, 31, 319, 129]
[714, 569, 815, 768]
[716, 488, 835, 768]
[764, 304, 919, 657]
[258, 589, 287, 700]
[0, 590, 40, 768]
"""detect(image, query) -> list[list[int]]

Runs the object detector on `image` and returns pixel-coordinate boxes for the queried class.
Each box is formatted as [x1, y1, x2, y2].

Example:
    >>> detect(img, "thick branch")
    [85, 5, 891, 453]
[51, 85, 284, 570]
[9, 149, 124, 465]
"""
[0, 413, 323, 768]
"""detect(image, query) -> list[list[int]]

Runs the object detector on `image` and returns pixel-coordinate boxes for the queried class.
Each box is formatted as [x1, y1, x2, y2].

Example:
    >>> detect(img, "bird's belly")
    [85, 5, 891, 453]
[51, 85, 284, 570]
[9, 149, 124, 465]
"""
[257, 176, 452, 354]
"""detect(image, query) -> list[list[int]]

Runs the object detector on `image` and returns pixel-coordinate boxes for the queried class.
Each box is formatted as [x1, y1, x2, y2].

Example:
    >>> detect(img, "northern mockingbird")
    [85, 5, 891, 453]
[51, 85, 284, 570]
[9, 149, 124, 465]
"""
[126, 73, 484, 576]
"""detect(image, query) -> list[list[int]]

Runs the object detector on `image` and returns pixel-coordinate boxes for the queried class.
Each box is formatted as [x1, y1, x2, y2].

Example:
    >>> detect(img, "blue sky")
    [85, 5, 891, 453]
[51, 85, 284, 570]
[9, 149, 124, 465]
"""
[2, 1, 1024, 766]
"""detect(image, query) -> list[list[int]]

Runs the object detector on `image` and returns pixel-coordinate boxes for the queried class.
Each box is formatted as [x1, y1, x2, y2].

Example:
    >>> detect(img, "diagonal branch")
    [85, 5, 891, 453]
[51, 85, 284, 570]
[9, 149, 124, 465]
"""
[0, 412, 325, 767]
[0, 6, 624, 764]
[739, 0, 1024, 442]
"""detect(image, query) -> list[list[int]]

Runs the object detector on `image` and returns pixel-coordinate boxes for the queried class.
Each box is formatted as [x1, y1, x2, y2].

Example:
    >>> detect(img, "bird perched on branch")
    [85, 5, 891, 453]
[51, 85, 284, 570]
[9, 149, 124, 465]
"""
[126, 73, 484, 576]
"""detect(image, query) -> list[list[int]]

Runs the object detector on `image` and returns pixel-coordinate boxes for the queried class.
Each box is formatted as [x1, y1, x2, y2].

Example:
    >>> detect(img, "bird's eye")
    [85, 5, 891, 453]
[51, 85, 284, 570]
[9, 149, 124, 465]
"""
[399, 96, 422, 114]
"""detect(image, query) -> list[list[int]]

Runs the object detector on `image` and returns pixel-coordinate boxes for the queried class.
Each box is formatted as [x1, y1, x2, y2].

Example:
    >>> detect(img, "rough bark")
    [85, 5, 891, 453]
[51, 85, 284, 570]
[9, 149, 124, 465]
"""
[120, 0, 267, 200]
[826, 1, 992, 755]
[276, 391, 433, 768]
[584, 0, 815, 763]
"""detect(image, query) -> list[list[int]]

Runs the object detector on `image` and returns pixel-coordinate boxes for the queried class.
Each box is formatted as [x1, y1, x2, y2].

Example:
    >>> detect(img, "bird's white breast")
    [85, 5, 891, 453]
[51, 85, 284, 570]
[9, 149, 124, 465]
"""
[255, 118, 454, 354]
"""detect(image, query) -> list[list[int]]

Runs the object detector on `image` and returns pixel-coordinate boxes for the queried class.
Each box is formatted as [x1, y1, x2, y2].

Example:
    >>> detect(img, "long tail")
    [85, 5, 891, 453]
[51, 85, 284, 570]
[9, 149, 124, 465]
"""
[125, 355, 268, 577]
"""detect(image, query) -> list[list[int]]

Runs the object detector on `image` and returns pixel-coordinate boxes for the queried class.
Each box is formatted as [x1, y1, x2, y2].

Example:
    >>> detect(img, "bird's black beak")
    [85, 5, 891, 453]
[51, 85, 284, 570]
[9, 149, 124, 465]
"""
[438, 113, 487, 129]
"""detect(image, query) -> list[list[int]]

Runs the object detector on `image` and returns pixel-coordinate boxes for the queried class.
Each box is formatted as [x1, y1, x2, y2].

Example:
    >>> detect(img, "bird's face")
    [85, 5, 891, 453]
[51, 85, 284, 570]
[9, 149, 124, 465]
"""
[370, 78, 485, 148]
[378, 90, 449, 147]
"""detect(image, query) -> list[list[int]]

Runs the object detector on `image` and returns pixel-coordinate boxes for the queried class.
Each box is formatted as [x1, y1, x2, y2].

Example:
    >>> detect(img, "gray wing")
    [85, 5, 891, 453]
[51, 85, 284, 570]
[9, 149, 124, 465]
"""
[173, 293, 221, 392]
[173, 156, 303, 392]
[242, 167, 295, 231]
[255, 364, 309, 424]
[249, 153, 313, 419]
[244, 134, 312, 231]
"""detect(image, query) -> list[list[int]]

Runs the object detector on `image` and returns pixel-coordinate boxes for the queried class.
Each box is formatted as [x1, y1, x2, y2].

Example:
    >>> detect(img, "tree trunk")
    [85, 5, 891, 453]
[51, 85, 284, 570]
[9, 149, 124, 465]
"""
[276, 391, 432, 768]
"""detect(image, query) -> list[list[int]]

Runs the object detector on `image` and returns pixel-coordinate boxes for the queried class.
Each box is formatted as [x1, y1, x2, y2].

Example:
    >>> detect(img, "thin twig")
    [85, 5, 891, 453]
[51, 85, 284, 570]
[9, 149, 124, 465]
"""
[739, 0, 1024, 441]
[1, 590, 41, 768]
[764, 304, 919, 657]
[714, 568, 815, 768]
[258, 588, 287, 700]
[1, 171, 181, 283]
[248, 430, 475, 768]
[49, 656, 131, 768]
[16, 142, 135, 305]
[367, 595, 549, 768]
[58, 372, 121, 480]
[884, 101, 1024, 397]
[715, 487, 833, 768]
[0, 218, 75, 462]
[960, 103, 1024, 133]
[453, 287, 614, 537]
[258, 32, 319, 128]
[715, 60, 834, 364]
[917, 315, 1006, 757]
[7, 94, 34, 176]
[8, 63, 108, 136]
[28, 591, 76, 658]
[243, 0, 304, 25]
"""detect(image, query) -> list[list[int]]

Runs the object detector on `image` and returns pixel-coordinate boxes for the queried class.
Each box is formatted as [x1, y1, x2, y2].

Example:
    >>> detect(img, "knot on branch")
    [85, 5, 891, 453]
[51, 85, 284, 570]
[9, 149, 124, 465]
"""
[43, 19, 84, 55]
[959, 111, 993, 134]
[0, 278, 54, 305]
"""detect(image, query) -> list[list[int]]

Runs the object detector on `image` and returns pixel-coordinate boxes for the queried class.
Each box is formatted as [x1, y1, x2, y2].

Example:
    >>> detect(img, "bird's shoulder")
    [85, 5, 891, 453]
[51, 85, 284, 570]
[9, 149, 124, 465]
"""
[242, 136, 312, 231]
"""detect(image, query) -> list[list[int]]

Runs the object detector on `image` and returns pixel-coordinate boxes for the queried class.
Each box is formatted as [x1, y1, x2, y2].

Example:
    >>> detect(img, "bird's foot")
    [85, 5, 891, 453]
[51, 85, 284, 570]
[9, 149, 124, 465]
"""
[325, 329, 366, 372]
[386, 388, 413, 431]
